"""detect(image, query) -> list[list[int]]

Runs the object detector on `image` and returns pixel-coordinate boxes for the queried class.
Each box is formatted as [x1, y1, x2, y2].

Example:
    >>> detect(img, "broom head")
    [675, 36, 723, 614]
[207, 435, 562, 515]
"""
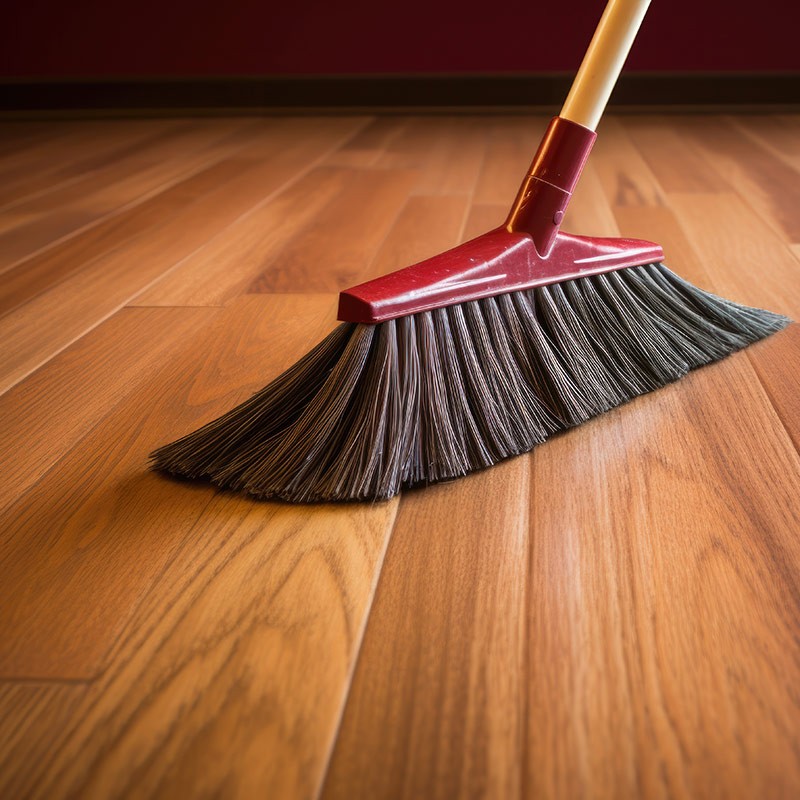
[151, 225, 789, 502]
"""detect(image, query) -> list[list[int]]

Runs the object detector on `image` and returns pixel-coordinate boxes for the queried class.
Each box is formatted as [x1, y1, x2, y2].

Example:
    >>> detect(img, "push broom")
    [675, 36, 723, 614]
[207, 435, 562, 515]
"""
[152, 0, 789, 502]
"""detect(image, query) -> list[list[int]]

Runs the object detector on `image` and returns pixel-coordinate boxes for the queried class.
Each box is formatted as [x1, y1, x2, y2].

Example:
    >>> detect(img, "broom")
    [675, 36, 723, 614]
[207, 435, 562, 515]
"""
[151, 0, 789, 503]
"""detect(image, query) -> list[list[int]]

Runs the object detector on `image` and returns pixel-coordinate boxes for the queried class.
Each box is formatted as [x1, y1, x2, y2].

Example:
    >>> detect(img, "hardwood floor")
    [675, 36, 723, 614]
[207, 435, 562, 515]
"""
[0, 113, 798, 799]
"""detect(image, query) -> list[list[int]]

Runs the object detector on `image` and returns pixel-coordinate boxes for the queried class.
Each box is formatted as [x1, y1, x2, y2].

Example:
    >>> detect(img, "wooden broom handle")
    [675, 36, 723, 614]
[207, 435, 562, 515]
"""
[560, 0, 652, 130]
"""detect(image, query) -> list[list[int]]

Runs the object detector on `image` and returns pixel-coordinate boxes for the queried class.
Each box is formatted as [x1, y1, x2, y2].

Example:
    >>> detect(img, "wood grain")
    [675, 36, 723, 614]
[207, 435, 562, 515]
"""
[409, 116, 488, 196]
[136, 166, 354, 306]
[524, 352, 800, 800]
[374, 116, 447, 171]
[563, 163, 620, 237]
[0, 121, 73, 162]
[461, 116, 546, 239]
[0, 117, 364, 392]
[607, 126, 724, 290]
[0, 295, 333, 677]
[667, 192, 800, 317]
[0, 683, 88, 799]
[461, 203, 507, 240]
[355, 193, 470, 282]
[0, 295, 398, 800]
[0, 120, 252, 272]
[245, 166, 416, 292]
[0, 120, 186, 209]
[613, 204, 715, 289]
[591, 117, 667, 206]
[1, 114, 799, 800]
[615, 121, 800, 501]
[653, 116, 800, 244]
[0, 156, 259, 316]
[0, 306, 218, 514]
[324, 117, 409, 168]
[731, 114, 800, 173]
[0, 121, 159, 187]
[322, 461, 528, 800]
[622, 116, 729, 195]
[27, 492, 394, 800]
[748, 323, 800, 450]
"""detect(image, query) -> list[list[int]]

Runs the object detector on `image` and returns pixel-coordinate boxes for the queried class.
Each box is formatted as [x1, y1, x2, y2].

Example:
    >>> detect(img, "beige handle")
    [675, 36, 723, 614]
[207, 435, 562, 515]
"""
[560, 0, 652, 131]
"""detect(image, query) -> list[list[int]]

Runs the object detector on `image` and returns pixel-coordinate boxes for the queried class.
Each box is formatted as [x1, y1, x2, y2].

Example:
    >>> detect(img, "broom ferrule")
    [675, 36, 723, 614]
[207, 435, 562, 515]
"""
[505, 116, 596, 256]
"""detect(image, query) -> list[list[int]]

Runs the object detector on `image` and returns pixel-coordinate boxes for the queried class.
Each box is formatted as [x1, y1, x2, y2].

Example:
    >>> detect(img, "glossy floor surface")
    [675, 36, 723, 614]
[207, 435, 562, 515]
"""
[1, 113, 799, 799]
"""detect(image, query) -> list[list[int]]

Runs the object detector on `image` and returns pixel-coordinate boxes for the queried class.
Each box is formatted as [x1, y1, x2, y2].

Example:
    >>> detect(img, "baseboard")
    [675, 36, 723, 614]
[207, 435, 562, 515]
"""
[1, 73, 798, 116]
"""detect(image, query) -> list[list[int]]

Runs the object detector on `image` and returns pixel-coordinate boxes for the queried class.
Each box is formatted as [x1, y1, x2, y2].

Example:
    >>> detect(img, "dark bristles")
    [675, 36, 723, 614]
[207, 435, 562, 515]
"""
[150, 264, 789, 503]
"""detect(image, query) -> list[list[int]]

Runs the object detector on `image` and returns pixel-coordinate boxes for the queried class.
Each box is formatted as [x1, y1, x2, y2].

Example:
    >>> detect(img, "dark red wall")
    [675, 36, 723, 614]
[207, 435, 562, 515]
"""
[2, 0, 799, 78]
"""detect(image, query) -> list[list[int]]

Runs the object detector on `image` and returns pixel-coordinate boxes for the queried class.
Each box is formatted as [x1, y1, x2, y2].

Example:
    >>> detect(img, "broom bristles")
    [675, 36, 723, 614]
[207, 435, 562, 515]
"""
[151, 264, 789, 503]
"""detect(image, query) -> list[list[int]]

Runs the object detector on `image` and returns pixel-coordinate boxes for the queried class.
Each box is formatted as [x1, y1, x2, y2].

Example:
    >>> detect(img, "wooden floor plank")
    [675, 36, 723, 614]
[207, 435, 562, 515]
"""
[599, 117, 734, 294]
[135, 165, 355, 306]
[0, 122, 75, 161]
[459, 115, 550, 240]
[5, 118, 363, 316]
[324, 117, 407, 168]
[592, 117, 668, 206]
[0, 120, 254, 272]
[323, 113, 800, 799]
[667, 192, 800, 317]
[748, 324, 800, 451]
[664, 188, 800, 470]
[242, 166, 416, 293]
[0, 121, 152, 177]
[0, 683, 89, 800]
[373, 116, 442, 171]
[0, 211, 38, 236]
[410, 116, 488, 196]
[349, 193, 470, 283]
[0, 156, 263, 317]
[729, 114, 800, 172]
[0, 120, 186, 209]
[461, 203, 507, 240]
[0, 306, 219, 515]
[0, 296, 398, 800]
[609, 120, 800, 466]
[0, 118, 364, 393]
[0, 296, 321, 678]
[463, 116, 543, 237]
[622, 116, 730, 194]
[612, 205, 800, 489]
[603, 125, 725, 293]
[525, 351, 800, 800]
[322, 460, 529, 800]
[658, 116, 800, 244]
[373, 116, 491, 196]
[322, 120, 529, 798]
